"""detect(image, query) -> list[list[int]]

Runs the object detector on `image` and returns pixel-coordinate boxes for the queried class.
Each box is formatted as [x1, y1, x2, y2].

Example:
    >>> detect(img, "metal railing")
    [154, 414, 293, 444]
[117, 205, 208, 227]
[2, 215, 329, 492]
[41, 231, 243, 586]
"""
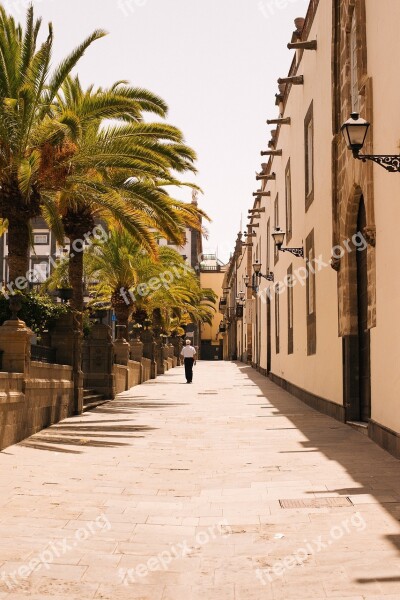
[200, 265, 222, 272]
[31, 345, 57, 364]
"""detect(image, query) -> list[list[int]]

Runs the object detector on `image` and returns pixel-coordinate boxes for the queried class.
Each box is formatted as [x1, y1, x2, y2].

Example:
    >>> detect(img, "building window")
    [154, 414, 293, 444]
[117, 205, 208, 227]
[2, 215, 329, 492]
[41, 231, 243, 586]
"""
[350, 10, 360, 113]
[304, 101, 314, 210]
[275, 284, 280, 354]
[34, 233, 49, 245]
[274, 194, 279, 264]
[287, 264, 294, 355]
[306, 230, 316, 355]
[285, 160, 292, 242]
[30, 259, 50, 284]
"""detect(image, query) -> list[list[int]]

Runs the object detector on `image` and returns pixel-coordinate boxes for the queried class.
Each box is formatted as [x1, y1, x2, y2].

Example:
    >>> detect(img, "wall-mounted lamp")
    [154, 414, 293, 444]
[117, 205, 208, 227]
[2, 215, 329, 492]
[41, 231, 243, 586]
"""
[244, 274, 258, 293]
[219, 321, 227, 333]
[341, 113, 400, 172]
[237, 290, 246, 302]
[272, 228, 304, 258]
[253, 260, 274, 282]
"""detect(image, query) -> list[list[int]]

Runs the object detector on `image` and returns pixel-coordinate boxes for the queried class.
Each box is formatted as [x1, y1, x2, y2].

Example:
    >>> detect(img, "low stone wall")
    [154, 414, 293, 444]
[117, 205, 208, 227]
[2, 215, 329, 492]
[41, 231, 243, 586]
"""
[0, 363, 74, 451]
[127, 360, 141, 389]
[114, 364, 128, 395]
[141, 358, 151, 382]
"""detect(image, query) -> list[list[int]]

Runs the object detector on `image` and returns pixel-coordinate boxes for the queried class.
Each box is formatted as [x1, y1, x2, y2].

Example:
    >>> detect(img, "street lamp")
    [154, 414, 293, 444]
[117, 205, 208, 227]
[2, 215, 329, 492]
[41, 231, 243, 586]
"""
[341, 113, 400, 172]
[237, 290, 245, 302]
[244, 274, 258, 292]
[253, 260, 274, 282]
[272, 228, 304, 258]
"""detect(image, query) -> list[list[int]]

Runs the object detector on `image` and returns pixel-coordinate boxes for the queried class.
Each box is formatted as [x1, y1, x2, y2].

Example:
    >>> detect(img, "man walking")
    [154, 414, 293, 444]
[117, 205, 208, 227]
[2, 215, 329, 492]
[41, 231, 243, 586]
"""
[181, 339, 197, 383]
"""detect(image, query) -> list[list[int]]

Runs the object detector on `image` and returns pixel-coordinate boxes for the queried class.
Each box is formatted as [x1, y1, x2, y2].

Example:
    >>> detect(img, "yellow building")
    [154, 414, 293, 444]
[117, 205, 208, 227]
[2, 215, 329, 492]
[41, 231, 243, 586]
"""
[199, 255, 226, 360]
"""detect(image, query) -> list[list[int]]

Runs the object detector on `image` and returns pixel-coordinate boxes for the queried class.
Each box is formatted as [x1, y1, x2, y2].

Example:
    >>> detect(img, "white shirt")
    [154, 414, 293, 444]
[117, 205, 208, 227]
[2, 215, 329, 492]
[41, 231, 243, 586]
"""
[181, 345, 196, 358]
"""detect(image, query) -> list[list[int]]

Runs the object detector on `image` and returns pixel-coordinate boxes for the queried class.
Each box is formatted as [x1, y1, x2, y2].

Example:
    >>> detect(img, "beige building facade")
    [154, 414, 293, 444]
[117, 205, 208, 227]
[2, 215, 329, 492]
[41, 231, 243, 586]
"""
[222, 0, 400, 458]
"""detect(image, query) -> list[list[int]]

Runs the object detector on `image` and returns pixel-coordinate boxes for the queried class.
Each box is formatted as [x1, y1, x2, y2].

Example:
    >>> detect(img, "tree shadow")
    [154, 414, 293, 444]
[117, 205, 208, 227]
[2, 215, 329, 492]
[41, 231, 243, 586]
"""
[14, 387, 186, 454]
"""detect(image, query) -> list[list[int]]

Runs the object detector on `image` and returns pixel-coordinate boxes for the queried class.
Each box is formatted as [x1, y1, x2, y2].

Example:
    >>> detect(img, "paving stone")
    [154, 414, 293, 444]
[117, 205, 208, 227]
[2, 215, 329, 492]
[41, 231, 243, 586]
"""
[0, 362, 399, 598]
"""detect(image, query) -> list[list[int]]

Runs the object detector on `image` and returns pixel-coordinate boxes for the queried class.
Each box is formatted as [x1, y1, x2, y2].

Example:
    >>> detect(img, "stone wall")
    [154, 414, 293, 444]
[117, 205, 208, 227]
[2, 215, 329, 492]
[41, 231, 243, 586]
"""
[127, 360, 141, 389]
[332, 0, 376, 336]
[114, 364, 128, 395]
[113, 360, 142, 394]
[0, 364, 74, 451]
[141, 358, 152, 382]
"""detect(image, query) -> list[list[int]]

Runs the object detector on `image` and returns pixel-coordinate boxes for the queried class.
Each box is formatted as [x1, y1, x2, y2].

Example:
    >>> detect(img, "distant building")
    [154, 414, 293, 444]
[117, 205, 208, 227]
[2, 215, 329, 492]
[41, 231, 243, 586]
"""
[199, 254, 227, 360]
[157, 192, 203, 271]
[0, 217, 61, 288]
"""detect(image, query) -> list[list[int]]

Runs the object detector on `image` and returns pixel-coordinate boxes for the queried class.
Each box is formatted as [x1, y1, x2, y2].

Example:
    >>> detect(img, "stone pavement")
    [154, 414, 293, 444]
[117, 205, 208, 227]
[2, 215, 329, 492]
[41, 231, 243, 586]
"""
[0, 362, 399, 600]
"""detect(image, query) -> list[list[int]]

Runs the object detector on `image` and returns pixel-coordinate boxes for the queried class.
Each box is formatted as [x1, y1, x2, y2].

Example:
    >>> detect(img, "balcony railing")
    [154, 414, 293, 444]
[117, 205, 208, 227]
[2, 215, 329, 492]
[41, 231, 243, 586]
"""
[200, 265, 222, 272]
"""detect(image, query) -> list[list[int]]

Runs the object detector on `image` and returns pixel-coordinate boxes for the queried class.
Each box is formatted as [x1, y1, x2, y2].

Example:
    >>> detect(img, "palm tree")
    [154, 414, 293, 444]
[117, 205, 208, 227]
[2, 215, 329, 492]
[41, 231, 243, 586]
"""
[0, 5, 106, 281]
[43, 76, 205, 314]
[82, 228, 216, 335]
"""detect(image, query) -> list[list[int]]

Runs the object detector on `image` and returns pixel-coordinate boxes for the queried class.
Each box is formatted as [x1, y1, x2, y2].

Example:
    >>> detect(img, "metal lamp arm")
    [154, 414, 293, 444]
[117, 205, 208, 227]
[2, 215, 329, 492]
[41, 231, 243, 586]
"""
[357, 154, 400, 172]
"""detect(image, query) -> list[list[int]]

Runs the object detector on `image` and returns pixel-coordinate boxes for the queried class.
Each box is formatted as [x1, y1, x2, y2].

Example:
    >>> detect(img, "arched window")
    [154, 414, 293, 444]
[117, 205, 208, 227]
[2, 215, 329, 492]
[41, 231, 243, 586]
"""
[350, 10, 360, 112]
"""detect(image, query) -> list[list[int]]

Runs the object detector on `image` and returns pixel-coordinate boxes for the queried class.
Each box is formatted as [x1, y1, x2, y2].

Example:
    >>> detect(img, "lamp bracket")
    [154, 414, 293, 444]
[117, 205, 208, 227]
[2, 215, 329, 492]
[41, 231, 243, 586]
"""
[357, 154, 400, 172]
[257, 272, 274, 282]
[280, 247, 304, 258]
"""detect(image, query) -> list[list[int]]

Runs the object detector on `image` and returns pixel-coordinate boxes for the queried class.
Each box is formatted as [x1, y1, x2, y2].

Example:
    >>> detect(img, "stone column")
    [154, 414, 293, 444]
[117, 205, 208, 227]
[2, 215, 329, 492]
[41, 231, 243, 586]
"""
[113, 325, 130, 366]
[50, 312, 83, 414]
[82, 323, 115, 399]
[141, 330, 157, 379]
[155, 337, 165, 375]
[0, 318, 33, 374]
[130, 336, 144, 362]
[171, 336, 183, 365]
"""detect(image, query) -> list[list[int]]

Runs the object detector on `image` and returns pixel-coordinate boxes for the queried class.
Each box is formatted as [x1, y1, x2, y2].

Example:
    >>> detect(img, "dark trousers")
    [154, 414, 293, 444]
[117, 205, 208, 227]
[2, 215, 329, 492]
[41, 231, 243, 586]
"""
[184, 358, 194, 382]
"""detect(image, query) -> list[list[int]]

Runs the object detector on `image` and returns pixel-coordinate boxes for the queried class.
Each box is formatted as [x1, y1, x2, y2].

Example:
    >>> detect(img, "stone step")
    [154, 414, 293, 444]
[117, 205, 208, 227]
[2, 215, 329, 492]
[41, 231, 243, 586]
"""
[347, 421, 369, 436]
[83, 399, 110, 412]
[83, 389, 109, 412]
[83, 394, 105, 403]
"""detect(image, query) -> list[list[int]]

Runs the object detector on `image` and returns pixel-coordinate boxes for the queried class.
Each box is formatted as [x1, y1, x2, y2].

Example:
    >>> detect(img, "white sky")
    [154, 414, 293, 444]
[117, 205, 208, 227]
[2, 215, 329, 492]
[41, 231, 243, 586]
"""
[10, 0, 309, 262]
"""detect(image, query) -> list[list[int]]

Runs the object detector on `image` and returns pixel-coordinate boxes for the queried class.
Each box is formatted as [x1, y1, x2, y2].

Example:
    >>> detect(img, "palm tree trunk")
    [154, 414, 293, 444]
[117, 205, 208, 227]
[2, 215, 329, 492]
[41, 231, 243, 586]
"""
[68, 234, 84, 414]
[68, 236, 84, 312]
[7, 218, 30, 285]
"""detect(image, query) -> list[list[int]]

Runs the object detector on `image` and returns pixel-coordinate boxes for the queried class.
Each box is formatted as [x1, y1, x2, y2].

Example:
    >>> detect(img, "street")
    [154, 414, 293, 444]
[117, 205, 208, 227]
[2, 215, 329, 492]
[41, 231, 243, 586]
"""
[0, 361, 399, 599]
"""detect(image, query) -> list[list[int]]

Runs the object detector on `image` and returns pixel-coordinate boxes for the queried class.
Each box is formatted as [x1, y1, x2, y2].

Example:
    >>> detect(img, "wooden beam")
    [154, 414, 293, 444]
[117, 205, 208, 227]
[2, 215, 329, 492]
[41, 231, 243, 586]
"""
[256, 173, 276, 181]
[278, 75, 304, 85]
[267, 117, 291, 125]
[287, 40, 317, 50]
[261, 150, 282, 157]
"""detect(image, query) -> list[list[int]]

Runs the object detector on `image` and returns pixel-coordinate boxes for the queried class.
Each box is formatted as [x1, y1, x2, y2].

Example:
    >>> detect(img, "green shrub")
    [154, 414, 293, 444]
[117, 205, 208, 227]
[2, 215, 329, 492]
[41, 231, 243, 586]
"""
[0, 292, 71, 335]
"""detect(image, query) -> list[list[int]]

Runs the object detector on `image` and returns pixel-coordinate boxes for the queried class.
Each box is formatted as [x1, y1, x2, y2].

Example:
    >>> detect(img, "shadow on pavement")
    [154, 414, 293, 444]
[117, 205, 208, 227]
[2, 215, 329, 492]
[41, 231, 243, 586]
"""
[236, 362, 400, 565]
